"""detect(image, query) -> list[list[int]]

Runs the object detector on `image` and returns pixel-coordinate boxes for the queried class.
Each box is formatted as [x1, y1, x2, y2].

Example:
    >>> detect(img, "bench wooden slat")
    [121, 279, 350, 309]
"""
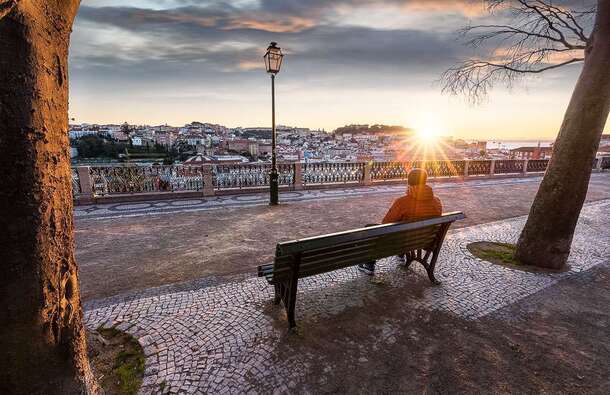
[266, 234, 439, 283]
[280, 227, 439, 265]
[270, 251, 376, 282]
[299, 227, 439, 261]
[271, 247, 436, 282]
[269, 230, 440, 273]
[258, 263, 274, 273]
[276, 212, 464, 256]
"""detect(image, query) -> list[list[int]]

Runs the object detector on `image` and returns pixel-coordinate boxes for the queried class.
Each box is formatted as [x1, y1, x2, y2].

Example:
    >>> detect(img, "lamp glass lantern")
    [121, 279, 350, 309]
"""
[264, 42, 284, 74]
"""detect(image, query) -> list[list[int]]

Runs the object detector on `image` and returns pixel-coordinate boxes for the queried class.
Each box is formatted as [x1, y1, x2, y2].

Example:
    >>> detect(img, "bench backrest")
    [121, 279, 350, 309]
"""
[270, 212, 465, 282]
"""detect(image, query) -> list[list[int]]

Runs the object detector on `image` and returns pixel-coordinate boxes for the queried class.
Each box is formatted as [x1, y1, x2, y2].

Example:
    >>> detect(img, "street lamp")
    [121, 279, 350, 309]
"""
[264, 42, 284, 205]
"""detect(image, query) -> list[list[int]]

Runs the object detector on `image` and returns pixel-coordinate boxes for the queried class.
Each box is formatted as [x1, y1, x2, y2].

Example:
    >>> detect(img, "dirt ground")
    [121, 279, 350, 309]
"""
[75, 174, 610, 301]
[262, 263, 610, 393]
[87, 328, 145, 395]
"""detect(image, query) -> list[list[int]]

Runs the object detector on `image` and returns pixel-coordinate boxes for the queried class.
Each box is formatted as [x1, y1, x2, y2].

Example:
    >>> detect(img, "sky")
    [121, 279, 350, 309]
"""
[68, 0, 603, 140]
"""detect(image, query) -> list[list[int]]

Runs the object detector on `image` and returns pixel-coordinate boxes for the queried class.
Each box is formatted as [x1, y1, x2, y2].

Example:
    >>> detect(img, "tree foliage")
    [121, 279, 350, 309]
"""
[74, 135, 169, 158]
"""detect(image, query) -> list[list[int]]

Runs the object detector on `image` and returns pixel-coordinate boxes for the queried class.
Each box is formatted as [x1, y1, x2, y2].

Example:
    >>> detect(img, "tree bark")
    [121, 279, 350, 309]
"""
[515, 0, 610, 269]
[0, 2, 97, 394]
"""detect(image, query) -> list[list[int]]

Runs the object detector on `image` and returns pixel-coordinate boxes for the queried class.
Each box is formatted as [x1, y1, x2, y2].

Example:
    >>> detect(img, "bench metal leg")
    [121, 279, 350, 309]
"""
[286, 269, 300, 329]
[286, 252, 302, 329]
[287, 280, 298, 329]
[273, 284, 281, 305]
[404, 252, 415, 268]
[425, 262, 441, 285]
[406, 249, 441, 285]
[424, 223, 451, 286]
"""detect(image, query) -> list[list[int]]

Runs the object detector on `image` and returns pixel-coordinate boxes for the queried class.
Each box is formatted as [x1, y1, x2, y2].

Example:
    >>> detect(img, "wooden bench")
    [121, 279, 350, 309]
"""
[257, 211, 465, 328]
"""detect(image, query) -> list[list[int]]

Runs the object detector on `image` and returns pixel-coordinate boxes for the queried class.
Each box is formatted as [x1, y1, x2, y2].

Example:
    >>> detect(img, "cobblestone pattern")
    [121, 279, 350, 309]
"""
[85, 200, 610, 394]
[76, 176, 543, 220]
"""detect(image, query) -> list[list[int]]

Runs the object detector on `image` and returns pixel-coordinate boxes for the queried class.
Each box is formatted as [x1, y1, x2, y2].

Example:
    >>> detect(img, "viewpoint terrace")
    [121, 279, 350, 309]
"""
[76, 173, 610, 393]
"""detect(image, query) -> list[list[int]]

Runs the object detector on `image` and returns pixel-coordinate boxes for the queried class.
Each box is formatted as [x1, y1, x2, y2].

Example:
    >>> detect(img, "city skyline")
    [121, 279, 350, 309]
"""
[69, 0, 604, 140]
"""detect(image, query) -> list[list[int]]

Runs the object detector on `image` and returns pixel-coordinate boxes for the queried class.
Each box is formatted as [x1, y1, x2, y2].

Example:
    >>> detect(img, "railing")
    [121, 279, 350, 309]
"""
[71, 157, 608, 201]
[493, 159, 524, 174]
[370, 161, 411, 181]
[303, 162, 364, 185]
[214, 163, 294, 190]
[416, 160, 465, 178]
[527, 159, 549, 172]
[71, 168, 81, 195]
[468, 160, 492, 176]
[89, 165, 205, 196]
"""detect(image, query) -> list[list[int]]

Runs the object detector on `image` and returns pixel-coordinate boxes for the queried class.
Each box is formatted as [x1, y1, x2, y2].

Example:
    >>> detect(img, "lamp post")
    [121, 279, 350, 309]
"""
[264, 42, 284, 205]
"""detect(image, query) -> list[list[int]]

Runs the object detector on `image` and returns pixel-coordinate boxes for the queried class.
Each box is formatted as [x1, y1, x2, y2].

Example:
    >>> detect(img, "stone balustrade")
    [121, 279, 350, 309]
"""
[70, 158, 608, 204]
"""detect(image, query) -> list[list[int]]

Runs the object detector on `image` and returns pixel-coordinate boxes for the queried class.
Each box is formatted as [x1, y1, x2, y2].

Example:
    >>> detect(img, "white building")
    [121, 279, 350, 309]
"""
[69, 129, 97, 139]
[131, 136, 143, 146]
[185, 134, 211, 147]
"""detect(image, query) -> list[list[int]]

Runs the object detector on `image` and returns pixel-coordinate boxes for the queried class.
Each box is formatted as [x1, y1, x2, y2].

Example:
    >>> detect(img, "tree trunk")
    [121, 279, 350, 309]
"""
[515, 0, 610, 269]
[0, 2, 97, 394]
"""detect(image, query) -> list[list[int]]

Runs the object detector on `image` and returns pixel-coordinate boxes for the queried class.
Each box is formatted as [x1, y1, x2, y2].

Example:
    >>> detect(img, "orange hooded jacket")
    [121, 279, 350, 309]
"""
[382, 185, 443, 224]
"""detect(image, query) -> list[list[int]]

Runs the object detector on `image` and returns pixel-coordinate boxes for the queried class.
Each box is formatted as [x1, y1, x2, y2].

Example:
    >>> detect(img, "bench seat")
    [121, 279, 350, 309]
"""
[257, 211, 465, 328]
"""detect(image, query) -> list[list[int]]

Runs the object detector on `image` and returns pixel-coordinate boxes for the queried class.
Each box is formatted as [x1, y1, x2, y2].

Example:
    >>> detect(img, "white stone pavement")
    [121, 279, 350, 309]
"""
[84, 200, 610, 394]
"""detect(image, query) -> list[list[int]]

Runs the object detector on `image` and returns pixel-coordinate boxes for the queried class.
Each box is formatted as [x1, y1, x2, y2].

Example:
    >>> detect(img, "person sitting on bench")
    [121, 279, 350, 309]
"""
[358, 168, 443, 275]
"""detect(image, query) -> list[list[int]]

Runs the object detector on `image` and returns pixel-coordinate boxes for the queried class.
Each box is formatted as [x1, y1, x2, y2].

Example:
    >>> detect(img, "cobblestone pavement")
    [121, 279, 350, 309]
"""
[84, 200, 610, 394]
[75, 176, 546, 220]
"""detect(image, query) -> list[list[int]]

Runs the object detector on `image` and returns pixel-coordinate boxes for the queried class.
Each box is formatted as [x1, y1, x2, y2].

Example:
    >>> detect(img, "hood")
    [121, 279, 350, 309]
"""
[407, 185, 435, 201]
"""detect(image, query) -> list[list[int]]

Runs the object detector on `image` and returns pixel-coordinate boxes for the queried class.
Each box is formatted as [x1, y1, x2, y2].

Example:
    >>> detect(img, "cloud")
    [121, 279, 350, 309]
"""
[74, 4, 459, 71]
[399, 0, 487, 17]
[222, 15, 317, 33]
[68, 0, 590, 129]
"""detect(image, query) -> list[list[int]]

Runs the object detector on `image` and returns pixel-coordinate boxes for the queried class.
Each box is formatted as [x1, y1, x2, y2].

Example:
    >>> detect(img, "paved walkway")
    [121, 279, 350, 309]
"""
[75, 176, 547, 220]
[84, 200, 610, 394]
[75, 173, 610, 301]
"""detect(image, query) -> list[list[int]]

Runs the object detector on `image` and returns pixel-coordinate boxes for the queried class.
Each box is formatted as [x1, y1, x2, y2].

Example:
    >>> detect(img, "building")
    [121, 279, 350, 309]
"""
[183, 134, 211, 147]
[154, 131, 177, 147]
[225, 139, 259, 156]
[110, 130, 130, 142]
[510, 146, 553, 159]
[69, 129, 98, 139]
[131, 136, 143, 146]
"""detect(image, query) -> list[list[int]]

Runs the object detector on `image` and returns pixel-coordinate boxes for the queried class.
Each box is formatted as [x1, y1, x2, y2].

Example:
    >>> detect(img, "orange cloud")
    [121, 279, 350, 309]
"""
[237, 60, 263, 71]
[131, 11, 219, 28]
[402, 0, 488, 17]
[223, 15, 317, 33]
[492, 46, 584, 64]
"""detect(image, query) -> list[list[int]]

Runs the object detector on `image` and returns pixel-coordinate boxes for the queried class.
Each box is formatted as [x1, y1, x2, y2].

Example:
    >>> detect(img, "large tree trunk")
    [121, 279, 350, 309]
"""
[0, 2, 97, 394]
[515, 0, 610, 269]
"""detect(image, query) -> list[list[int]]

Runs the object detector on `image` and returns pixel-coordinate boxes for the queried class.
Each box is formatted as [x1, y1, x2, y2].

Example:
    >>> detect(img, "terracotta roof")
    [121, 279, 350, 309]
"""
[510, 146, 552, 152]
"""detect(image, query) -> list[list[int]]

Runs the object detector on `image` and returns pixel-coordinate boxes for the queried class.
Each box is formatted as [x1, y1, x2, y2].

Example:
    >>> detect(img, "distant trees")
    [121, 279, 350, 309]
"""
[333, 124, 413, 136]
[442, 0, 610, 269]
[120, 121, 133, 137]
[74, 135, 124, 158]
[73, 135, 169, 159]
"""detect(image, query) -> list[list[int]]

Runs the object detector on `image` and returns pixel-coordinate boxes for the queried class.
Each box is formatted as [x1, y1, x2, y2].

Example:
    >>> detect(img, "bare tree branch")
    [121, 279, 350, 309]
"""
[441, 0, 595, 103]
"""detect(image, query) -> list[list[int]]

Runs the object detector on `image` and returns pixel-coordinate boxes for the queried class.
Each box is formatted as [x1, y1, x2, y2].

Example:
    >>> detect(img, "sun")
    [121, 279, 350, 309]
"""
[415, 127, 439, 145]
